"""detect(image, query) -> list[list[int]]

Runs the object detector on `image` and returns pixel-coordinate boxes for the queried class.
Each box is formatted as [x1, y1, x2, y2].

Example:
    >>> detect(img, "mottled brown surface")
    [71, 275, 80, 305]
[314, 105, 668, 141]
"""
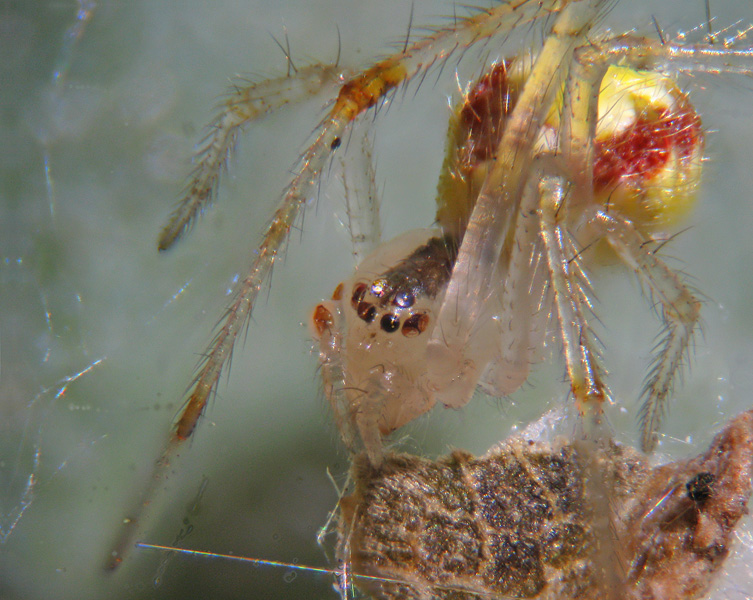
[338, 410, 753, 600]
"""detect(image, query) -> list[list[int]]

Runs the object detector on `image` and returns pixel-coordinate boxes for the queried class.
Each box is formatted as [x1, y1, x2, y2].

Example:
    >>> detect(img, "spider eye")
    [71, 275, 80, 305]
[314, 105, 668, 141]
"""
[351, 283, 368, 308]
[311, 304, 334, 337]
[401, 312, 429, 337]
[357, 302, 377, 323]
[380, 313, 400, 333]
[392, 289, 415, 308]
[371, 278, 389, 298]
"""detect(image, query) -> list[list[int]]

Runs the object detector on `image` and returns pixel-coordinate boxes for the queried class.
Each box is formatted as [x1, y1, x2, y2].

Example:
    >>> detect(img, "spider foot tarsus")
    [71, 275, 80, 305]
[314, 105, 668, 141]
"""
[158, 65, 342, 251]
[598, 211, 702, 451]
[638, 296, 701, 452]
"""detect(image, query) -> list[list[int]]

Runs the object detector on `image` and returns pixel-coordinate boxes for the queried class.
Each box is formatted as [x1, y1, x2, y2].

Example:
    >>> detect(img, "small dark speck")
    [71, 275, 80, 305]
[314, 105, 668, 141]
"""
[331, 137, 341, 150]
[686, 472, 715, 504]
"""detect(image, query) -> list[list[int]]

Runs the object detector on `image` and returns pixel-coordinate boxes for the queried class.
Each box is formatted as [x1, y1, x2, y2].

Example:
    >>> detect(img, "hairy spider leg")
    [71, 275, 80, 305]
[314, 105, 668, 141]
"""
[158, 65, 343, 251]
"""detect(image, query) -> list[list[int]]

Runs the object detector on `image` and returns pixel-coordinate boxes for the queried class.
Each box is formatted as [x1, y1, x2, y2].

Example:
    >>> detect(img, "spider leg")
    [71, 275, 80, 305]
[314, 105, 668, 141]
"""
[539, 176, 610, 437]
[597, 211, 701, 451]
[158, 65, 342, 250]
[341, 129, 381, 264]
[578, 35, 753, 78]
[543, 41, 612, 435]
[316, 127, 383, 459]
[557, 51, 603, 208]
[478, 156, 550, 397]
[426, 0, 608, 408]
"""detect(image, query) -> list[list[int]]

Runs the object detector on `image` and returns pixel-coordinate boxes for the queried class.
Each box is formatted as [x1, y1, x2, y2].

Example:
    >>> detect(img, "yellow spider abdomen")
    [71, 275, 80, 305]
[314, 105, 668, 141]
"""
[436, 61, 704, 239]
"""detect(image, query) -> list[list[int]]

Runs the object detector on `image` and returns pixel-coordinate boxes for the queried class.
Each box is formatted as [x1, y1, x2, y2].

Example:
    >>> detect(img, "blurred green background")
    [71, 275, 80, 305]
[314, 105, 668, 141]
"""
[2, 1, 752, 598]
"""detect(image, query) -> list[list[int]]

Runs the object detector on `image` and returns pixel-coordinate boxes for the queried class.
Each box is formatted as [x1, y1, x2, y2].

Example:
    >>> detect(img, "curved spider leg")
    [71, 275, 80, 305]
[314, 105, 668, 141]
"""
[426, 0, 607, 408]
[596, 211, 701, 452]
[108, 0, 572, 569]
[158, 65, 343, 250]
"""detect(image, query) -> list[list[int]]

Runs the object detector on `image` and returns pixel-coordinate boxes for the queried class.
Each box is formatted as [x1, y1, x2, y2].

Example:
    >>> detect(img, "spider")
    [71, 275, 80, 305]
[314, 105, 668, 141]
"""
[152, 0, 727, 464]
[311, 48, 705, 466]
[107, 0, 753, 590]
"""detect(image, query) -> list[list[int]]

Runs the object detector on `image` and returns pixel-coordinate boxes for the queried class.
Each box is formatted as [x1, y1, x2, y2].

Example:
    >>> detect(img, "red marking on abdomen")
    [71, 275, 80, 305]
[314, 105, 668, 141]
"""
[459, 62, 518, 164]
[594, 108, 702, 191]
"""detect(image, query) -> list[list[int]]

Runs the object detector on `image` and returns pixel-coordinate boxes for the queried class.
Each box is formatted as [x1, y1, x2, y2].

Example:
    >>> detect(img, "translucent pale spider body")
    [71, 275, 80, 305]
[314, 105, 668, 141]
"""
[313, 57, 704, 464]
